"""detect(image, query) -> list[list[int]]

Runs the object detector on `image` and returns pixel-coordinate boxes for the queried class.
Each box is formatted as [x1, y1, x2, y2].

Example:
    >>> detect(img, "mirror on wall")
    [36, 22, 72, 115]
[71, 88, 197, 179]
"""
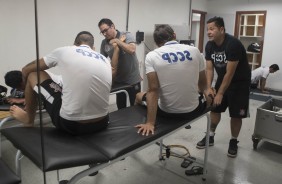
[190, 10, 206, 53]
[191, 13, 201, 48]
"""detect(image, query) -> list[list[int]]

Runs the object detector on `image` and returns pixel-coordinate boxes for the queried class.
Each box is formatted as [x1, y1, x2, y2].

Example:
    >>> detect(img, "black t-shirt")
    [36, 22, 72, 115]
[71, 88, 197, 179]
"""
[205, 33, 251, 89]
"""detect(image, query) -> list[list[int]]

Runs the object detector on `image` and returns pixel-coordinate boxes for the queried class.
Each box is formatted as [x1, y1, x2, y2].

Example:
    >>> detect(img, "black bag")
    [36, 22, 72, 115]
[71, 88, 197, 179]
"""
[247, 43, 260, 53]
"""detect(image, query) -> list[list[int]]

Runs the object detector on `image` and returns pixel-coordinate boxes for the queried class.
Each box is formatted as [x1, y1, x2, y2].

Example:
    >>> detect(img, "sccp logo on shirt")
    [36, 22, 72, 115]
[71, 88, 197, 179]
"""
[76, 49, 106, 62]
[162, 50, 192, 63]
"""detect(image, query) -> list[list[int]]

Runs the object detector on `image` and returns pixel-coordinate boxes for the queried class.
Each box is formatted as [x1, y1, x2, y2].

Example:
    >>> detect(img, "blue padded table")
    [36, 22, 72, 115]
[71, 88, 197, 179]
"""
[1, 105, 210, 184]
[250, 88, 282, 102]
[0, 104, 25, 111]
[250, 88, 282, 96]
[0, 104, 13, 111]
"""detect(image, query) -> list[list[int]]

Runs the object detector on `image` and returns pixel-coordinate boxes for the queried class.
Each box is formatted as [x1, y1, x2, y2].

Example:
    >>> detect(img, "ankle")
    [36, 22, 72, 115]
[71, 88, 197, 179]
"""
[209, 132, 215, 136]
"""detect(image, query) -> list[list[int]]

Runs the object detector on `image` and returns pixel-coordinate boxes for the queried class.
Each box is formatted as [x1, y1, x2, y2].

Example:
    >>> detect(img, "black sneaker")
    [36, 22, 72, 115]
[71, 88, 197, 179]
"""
[227, 139, 239, 158]
[196, 135, 214, 149]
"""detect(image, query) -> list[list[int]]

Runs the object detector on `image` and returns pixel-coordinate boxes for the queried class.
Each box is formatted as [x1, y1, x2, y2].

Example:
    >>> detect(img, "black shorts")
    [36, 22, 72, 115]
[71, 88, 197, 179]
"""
[114, 82, 141, 109]
[211, 86, 250, 118]
[36, 79, 108, 135]
[141, 93, 207, 121]
[250, 83, 258, 89]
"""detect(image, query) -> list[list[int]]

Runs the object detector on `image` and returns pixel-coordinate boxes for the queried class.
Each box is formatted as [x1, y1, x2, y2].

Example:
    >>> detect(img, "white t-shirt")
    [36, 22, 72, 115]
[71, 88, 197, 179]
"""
[43, 45, 112, 121]
[251, 66, 269, 84]
[145, 41, 205, 113]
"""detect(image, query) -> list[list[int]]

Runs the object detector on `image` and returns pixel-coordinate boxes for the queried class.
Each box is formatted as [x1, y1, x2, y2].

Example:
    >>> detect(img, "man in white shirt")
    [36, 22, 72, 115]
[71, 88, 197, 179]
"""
[135, 24, 211, 136]
[10, 31, 113, 135]
[251, 64, 279, 93]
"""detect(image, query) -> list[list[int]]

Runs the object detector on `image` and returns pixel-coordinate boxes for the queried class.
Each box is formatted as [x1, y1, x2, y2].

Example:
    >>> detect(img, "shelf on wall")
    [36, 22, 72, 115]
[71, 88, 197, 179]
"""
[248, 62, 260, 65]
[247, 51, 260, 54]
[240, 36, 262, 38]
[235, 11, 266, 71]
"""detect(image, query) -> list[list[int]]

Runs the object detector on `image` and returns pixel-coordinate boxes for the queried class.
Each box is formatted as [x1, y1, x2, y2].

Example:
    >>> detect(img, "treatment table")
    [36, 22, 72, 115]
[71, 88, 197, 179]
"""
[0, 105, 211, 184]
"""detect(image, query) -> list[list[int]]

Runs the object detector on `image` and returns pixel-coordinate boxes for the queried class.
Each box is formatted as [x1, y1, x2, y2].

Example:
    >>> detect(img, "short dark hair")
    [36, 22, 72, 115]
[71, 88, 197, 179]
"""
[153, 24, 175, 46]
[4, 70, 23, 88]
[74, 31, 94, 48]
[270, 64, 279, 71]
[98, 18, 114, 27]
[207, 16, 225, 30]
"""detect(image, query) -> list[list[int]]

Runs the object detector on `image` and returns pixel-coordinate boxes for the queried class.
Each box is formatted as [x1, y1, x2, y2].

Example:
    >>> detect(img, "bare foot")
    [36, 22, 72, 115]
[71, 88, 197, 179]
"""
[10, 105, 33, 127]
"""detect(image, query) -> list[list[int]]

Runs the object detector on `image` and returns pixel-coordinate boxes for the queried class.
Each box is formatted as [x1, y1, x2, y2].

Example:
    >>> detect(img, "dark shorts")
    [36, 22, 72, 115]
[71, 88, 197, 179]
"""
[250, 83, 258, 89]
[114, 82, 141, 109]
[141, 93, 207, 121]
[36, 79, 108, 135]
[212, 85, 250, 118]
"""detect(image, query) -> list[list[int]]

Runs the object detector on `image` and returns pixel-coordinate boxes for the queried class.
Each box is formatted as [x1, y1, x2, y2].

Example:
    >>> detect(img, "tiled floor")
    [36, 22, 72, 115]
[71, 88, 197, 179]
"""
[1, 99, 282, 184]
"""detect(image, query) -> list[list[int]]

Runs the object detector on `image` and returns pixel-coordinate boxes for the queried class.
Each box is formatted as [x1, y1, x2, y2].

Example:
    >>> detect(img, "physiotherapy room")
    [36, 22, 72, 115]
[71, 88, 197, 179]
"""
[1, 0, 282, 184]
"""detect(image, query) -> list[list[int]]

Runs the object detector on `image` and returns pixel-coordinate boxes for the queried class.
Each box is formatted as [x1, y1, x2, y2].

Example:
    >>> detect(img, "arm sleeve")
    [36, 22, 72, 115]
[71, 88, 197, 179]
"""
[43, 47, 64, 68]
[196, 49, 206, 72]
[226, 40, 242, 61]
[125, 32, 136, 44]
[262, 68, 270, 78]
[205, 41, 212, 61]
[145, 52, 156, 74]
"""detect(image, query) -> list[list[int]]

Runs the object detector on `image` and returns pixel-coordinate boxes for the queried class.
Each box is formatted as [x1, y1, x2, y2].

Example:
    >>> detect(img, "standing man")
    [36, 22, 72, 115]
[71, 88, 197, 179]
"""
[98, 18, 142, 109]
[196, 17, 251, 158]
[10, 31, 112, 135]
[251, 64, 279, 93]
[135, 24, 210, 136]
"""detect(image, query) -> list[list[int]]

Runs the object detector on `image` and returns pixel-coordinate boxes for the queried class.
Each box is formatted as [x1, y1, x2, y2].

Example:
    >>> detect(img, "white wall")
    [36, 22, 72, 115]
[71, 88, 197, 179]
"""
[129, 0, 208, 90]
[0, 0, 129, 88]
[0, 0, 208, 92]
[206, 0, 282, 90]
[2, 0, 280, 91]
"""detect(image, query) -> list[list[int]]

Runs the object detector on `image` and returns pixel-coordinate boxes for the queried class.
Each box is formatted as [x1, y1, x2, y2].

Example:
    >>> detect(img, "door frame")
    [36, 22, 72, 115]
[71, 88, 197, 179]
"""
[191, 10, 206, 53]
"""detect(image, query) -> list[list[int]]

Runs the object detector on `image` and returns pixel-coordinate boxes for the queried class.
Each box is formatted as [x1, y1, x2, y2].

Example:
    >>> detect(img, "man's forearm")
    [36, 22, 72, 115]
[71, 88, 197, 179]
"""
[145, 90, 158, 125]
[260, 78, 267, 91]
[217, 74, 232, 95]
[22, 60, 37, 77]
[111, 46, 120, 78]
[206, 69, 214, 89]
[115, 39, 136, 54]
[22, 58, 48, 81]
[198, 70, 207, 93]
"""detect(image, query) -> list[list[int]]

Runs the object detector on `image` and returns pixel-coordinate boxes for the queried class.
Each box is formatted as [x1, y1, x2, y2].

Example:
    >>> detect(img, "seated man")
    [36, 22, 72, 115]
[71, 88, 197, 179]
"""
[135, 24, 211, 136]
[10, 31, 113, 135]
[251, 64, 279, 93]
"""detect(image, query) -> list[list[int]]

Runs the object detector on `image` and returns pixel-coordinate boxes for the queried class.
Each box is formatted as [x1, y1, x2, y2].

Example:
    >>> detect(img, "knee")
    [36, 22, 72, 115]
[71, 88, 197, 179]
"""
[26, 71, 50, 87]
[26, 72, 37, 83]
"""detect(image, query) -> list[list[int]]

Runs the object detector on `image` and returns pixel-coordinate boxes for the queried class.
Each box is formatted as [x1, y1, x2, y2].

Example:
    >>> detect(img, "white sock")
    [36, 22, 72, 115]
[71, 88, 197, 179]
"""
[209, 132, 215, 136]
[231, 136, 237, 140]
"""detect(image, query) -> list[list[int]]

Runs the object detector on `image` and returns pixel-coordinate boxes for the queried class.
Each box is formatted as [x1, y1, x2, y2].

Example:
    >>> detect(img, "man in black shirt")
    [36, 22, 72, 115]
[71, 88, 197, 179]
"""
[196, 16, 251, 158]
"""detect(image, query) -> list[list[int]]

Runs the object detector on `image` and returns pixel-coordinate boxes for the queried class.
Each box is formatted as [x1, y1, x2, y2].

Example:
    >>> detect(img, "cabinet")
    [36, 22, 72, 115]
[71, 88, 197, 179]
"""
[247, 51, 261, 70]
[234, 11, 266, 70]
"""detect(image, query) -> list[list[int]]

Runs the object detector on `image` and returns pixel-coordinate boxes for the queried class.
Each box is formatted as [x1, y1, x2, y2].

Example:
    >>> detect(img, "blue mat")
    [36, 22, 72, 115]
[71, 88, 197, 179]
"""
[249, 94, 272, 102]
[250, 88, 282, 96]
